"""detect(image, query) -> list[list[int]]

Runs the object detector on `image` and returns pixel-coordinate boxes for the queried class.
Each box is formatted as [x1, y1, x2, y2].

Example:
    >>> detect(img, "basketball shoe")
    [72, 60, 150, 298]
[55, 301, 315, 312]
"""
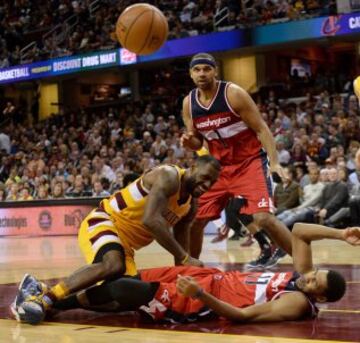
[10, 274, 48, 324]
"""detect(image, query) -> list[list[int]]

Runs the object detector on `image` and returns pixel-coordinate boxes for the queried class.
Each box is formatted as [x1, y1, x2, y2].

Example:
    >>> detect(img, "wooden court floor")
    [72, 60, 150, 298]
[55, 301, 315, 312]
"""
[1, 235, 360, 343]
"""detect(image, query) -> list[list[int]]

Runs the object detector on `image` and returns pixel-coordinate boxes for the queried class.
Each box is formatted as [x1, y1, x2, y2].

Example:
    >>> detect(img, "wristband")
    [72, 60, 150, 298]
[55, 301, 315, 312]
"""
[181, 253, 189, 265]
[191, 288, 204, 299]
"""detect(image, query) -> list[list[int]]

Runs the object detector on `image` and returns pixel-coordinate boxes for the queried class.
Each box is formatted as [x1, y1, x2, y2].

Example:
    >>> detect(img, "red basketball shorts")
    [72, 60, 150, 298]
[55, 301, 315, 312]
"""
[196, 153, 274, 220]
[139, 266, 219, 322]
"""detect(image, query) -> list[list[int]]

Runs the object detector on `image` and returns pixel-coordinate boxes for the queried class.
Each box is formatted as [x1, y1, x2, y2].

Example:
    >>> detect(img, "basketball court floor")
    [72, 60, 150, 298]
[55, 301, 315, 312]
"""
[1, 235, 360, 343]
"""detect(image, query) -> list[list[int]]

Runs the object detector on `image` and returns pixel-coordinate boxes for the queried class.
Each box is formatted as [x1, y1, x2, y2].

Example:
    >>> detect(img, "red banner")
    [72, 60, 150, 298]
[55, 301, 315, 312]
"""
[0, 205, 93, 236]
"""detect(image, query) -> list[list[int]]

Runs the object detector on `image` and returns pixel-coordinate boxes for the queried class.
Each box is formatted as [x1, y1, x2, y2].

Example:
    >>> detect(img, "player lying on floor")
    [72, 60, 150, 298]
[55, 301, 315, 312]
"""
[12, 224, 359, 324]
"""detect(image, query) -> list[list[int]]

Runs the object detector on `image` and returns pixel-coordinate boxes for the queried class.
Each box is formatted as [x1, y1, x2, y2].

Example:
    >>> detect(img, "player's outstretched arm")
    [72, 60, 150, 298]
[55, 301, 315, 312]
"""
[176, 275, 309, 322]
[292, 223, 360, 274]
[143, 167, 202, 266]
[181, 96, 203, 151]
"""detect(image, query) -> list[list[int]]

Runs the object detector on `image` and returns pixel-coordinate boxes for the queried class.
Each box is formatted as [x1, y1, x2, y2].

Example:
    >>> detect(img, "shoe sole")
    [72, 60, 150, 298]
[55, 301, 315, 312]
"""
[244, 264, 265, 270]
[10, 273, 30, 322]
[264, 256, 286, 269]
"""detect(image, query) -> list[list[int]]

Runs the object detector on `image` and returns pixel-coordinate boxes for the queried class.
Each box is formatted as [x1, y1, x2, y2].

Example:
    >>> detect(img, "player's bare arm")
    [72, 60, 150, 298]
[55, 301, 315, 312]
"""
[142, 167, 202, 266]
[292, 223, 360, 274]
[177, 275, 309, 322]
[226, 84, 285, 178]
[181, 96, 203, 150]
[173, 198, 198, 265]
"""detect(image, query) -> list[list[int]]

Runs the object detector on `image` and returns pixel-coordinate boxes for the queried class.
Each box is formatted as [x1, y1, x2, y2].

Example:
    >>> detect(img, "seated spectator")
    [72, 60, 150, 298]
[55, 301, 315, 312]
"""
[291, 143, 307, 165]
[325, 149, 360, 227]
[6, 182, 19, 201]
[37, 185, 50, 200]
[277, 168, 324, 229]
[304, 168, 348, 224]
[346, 140, 360, 172]
[51, 182, 65, 199]
[18, 187, 33, 201]
[319, 168, 330, 183]
[274, 166, 300, 215]
[65, 175, 91, 198]
[92, 180, 110, 197]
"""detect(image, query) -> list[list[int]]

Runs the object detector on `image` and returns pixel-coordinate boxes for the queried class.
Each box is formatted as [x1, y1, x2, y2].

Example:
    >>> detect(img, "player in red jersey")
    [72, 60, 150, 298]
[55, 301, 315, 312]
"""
[181, 53, 292, 267]
[13, 224, 359, 324]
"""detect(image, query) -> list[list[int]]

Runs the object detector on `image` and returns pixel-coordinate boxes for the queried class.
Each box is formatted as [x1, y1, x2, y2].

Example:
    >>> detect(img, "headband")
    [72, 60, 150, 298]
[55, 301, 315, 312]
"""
[190, 58, 216, 69]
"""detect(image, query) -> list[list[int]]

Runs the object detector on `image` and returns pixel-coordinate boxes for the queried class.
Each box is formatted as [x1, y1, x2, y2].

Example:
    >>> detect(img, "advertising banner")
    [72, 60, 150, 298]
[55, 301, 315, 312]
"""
[253, 13, 360, 45]
[0, 49, 136, 85]
[2, 13, 360, 85]
[0, 205, 93, 236]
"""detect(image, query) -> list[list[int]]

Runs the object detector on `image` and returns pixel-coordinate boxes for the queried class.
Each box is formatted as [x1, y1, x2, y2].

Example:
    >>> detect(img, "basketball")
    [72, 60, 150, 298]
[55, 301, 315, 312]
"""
[116, 3, 168, 55]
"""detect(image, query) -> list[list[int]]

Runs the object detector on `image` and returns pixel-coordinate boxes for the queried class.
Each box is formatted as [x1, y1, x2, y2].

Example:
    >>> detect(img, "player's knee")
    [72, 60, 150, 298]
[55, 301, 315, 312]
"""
[100, 254, 126, 279]
[192, 218, 208, 230]
[253, 212, 275, 228]
[101, 260, 125, 279]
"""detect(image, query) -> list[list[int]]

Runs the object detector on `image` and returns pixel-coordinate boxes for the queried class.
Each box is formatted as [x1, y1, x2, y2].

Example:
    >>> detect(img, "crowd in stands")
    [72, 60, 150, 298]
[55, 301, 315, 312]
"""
[1, 83, 360, 228]
[0, 0, 340, 68]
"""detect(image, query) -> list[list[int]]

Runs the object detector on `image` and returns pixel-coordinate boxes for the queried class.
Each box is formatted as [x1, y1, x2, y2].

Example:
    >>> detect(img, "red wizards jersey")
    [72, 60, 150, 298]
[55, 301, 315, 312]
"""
[139, 266, 317, 323]
[189, 81, 263, 165]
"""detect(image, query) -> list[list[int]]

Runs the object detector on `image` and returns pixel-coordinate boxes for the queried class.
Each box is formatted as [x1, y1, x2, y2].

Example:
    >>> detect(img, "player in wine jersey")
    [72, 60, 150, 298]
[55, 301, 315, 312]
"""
[13, 224, 358, 324]
[11, 156, 221, 325]
[181, 53, 292, 265]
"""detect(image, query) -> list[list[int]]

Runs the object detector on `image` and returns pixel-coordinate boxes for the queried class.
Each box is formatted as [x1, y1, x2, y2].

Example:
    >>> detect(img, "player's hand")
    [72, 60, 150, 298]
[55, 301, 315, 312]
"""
[180, 132, 201, 150]
[176, 275, 201, 297]
[183, 256, 204, 267]
[269, 163, 287, 181]
[343, 227, 360, 246]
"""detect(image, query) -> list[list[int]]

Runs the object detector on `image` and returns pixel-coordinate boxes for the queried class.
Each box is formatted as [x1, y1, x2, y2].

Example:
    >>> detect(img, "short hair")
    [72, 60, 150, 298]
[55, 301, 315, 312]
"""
[195, 155, 221, 171]
[324, 270, 346, 302]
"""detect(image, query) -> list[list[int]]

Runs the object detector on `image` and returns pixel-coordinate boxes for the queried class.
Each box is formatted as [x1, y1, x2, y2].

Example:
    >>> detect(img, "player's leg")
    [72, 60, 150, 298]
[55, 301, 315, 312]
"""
[244, 219, 273, 269]
[54, 277, 159, 313]
[253, 212, 292, 255]
[189, 171, 229, 259]
[230, 154, 292, 255]
[15, 210, 134, 324]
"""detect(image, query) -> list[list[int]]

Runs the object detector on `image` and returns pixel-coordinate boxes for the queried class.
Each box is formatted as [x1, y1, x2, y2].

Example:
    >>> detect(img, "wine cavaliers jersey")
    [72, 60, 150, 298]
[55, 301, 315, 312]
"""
[139, 266, 318, 323]
[189, 81, 263, 165]
[99, 165, 192, 250]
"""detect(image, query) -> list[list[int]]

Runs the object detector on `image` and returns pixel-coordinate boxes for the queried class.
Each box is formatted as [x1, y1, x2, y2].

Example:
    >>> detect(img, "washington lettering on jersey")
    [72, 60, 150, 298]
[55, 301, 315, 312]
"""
[195, 113, 232, 129]
[190, 81, 263, 165]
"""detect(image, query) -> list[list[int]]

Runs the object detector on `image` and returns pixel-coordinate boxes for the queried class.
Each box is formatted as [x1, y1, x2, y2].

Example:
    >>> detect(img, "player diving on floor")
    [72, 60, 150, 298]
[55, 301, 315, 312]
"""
[11, 224, 360, 324]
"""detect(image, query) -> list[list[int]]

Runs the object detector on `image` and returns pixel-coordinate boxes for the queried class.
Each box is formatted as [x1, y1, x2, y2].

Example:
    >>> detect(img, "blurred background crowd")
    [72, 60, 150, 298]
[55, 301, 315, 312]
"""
[0, 0, 337, 67]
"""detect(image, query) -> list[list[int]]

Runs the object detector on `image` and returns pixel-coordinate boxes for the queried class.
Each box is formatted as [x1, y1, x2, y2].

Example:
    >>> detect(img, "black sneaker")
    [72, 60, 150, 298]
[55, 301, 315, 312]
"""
[264, 248, 287, 269]
[244, 252, 271, 270]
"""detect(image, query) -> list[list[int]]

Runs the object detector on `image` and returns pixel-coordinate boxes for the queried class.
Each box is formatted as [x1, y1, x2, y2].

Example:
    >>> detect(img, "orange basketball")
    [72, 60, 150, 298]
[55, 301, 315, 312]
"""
[116, 3, 168, 55]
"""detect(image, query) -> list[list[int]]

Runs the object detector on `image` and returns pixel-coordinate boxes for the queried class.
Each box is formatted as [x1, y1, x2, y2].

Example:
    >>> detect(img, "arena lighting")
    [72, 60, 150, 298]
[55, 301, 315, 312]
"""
[2, 13, 360, 85]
